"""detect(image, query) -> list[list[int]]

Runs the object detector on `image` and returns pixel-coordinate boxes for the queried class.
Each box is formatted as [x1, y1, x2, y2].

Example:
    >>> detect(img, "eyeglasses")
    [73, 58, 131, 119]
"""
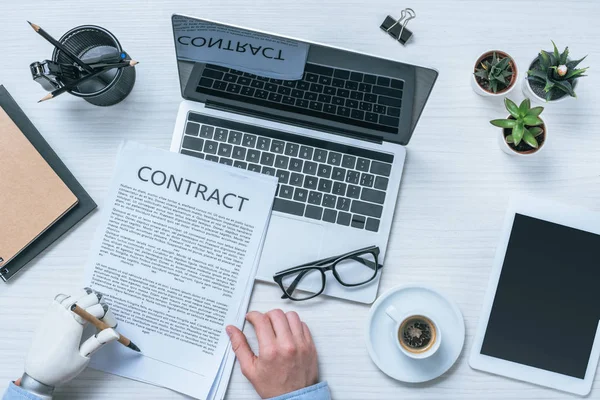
[273, 246, 382, 301]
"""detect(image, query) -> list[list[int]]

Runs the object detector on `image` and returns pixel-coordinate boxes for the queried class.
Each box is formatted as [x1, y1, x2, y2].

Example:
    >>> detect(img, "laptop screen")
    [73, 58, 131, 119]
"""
[171, 14, 438, 146]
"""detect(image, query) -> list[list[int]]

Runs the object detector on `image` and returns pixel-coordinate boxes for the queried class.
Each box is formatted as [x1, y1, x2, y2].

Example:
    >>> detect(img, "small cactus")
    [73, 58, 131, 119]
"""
[474, 52, 515, 93]
[491, 98, 545, 150]
[527, 41, 588, 100]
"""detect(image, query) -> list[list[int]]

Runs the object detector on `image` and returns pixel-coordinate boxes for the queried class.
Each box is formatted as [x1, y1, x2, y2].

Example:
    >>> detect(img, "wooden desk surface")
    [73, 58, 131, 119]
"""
[1, 0, 599, 398]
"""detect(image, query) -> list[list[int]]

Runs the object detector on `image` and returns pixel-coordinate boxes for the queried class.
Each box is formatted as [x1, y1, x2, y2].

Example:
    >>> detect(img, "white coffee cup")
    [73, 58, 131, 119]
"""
[385, 305, 442, 360]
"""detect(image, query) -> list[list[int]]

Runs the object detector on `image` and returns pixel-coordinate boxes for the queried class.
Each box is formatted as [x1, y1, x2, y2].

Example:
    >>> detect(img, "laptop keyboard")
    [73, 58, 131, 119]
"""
[195, 63, 403, 134]
[179, 112, 394, 233]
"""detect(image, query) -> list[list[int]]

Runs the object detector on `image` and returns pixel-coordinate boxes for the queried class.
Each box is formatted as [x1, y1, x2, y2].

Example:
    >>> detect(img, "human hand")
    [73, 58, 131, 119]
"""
[226, 310, 319, 399]
[23, 288, 120, 390]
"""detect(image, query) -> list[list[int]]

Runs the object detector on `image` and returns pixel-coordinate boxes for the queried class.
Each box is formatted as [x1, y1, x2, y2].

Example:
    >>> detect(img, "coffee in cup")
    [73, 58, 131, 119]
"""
[398, 315, 436, 354]
[386, 305, 441, 359]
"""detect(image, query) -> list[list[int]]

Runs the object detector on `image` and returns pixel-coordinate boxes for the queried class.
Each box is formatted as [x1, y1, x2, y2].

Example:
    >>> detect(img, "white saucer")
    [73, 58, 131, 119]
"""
[365, 285, 465, 383]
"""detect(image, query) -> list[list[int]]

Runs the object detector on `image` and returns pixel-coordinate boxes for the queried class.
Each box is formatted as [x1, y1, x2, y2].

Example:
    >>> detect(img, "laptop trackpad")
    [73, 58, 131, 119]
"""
[255, 215, 324, 282]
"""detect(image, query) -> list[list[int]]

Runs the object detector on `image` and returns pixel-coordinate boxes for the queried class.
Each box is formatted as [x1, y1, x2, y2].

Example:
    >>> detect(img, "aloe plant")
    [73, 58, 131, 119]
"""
[474, 52, 514, 93]
[527, 41, 588, 100]
[490, 98, 545, 149]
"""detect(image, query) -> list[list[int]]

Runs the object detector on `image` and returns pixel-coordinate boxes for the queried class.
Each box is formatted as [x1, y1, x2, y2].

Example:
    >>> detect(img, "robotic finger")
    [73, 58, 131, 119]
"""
[100, 306, 118, 328]
[72, 292, 101, 309]
[85, 304, 106, 319]
[79, 329, 120, 357]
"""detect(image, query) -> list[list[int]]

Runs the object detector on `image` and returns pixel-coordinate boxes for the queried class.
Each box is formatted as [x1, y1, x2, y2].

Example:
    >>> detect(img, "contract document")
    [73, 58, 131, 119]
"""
[172, 15, 309, 80]
[84, 141, 277, 399]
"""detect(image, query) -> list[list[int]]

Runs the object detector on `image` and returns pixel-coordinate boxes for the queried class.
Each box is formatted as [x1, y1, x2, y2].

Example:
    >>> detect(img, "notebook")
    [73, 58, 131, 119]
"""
[0, 86, 97, 282]
[0, 107, 78, 268]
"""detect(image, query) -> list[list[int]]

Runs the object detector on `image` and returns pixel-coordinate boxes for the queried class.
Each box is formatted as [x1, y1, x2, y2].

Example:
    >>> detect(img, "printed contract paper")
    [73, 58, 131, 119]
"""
[172, 15, 309, 80]
[84, 141, 277, 399]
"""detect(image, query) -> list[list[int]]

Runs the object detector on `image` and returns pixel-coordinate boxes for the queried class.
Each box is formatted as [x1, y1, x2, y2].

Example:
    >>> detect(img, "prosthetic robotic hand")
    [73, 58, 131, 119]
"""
[20, 288, 119, 400]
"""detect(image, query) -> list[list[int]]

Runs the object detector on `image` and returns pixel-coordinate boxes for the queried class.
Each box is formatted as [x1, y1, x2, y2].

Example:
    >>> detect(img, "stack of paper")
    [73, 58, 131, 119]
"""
[84, 142, 278, 399]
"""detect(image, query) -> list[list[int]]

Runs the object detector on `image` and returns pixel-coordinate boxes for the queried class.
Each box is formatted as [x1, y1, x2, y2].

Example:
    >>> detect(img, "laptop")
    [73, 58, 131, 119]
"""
[169, 14, 438, 304]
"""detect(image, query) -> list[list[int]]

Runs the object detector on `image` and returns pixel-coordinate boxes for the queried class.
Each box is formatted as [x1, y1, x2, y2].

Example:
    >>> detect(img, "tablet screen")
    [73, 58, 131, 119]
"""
[481, 213, 600, 379]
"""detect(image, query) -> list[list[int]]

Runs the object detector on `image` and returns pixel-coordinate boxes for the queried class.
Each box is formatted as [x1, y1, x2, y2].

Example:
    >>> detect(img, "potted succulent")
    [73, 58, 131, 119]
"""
[524, 41, 588, 103]
[490, 98, 546, 156]
[472, 51, 518, 96]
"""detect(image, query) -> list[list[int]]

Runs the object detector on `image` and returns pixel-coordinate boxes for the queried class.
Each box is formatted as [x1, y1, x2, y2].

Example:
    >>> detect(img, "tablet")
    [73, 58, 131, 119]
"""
[470, 197, 600, 396]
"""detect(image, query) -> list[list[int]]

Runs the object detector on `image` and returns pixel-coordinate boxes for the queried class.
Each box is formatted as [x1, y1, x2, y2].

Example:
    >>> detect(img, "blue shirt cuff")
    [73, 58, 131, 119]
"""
[4, 381, 332, 400]
[266, 382, 331, 400]
[2, 383, 42, 400]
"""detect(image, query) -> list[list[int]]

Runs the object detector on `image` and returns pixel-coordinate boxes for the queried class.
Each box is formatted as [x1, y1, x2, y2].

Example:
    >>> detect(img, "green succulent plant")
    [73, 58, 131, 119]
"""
[474, 52, 514, 93]
[527, 41, 588, 100]
[490, 98, 545, 149]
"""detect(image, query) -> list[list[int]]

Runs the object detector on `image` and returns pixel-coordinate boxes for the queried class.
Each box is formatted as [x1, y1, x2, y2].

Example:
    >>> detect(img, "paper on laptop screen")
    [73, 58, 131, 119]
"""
[172, 15, 309, 81]
[84, 141, 277, 399]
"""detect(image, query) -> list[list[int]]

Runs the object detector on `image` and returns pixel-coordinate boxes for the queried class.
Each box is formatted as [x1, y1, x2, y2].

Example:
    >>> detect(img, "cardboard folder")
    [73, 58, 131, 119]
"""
[0, 107, 78, 267]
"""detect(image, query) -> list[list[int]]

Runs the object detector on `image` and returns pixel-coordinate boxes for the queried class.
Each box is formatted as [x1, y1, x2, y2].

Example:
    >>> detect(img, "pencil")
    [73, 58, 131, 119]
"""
[70, 304, 141, 352]
[27, 21, 95, 74]
[38, 61, 138, 102]
[89, 60, 139, 69]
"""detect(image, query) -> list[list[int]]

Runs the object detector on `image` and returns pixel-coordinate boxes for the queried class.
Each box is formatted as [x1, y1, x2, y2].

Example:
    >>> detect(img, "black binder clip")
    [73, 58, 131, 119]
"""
[380, 8, 416, 45]
[30, 60, 81, 92]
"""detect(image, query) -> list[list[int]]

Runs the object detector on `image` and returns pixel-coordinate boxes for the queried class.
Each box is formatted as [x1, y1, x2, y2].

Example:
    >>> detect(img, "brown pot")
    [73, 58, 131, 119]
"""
[473, 50, 518, 96]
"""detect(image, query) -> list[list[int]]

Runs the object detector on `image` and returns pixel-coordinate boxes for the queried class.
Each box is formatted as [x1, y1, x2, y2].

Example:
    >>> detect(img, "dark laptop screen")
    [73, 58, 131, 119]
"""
[172, 14, 437, 146]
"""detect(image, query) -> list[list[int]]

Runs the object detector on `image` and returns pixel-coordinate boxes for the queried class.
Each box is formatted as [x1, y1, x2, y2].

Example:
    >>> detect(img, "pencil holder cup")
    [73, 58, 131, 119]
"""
[52, 25, 135, 106]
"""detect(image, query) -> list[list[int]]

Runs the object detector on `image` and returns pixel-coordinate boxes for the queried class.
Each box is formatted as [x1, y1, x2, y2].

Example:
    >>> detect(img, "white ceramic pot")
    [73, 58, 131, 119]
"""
[497, 117, 547, 157]
[472, 51, 518, 97]
[522, 57, 574, 105]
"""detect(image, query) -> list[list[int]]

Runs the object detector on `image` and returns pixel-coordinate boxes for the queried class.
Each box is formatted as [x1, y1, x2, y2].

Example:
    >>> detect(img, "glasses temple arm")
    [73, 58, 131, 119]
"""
[348, 255, 381, 271]
[284, 269, 312, 297]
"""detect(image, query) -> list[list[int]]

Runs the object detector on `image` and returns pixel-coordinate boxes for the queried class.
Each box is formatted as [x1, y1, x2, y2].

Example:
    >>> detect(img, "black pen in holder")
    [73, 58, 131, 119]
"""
[52, 25, 135, 106]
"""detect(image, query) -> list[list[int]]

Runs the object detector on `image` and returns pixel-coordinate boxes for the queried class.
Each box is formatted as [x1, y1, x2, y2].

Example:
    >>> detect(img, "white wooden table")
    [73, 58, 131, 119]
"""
[1, 1, 600, 398]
